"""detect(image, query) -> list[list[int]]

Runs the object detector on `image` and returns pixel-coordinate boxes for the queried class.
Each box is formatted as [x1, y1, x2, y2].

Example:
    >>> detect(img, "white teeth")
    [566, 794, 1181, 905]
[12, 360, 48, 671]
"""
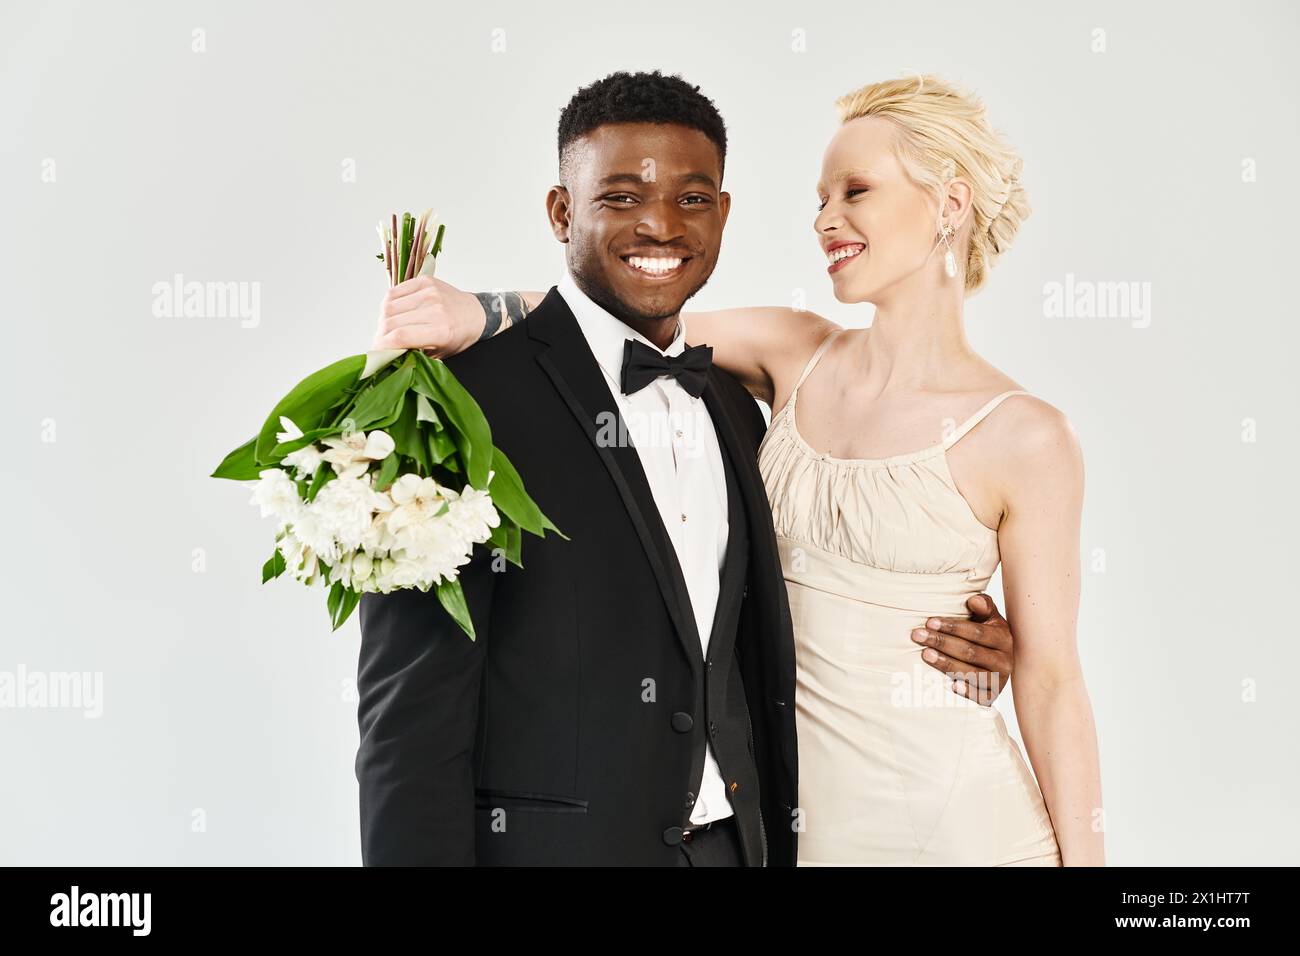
[627, 256, 683, 274]
[827, 245, 864, 264]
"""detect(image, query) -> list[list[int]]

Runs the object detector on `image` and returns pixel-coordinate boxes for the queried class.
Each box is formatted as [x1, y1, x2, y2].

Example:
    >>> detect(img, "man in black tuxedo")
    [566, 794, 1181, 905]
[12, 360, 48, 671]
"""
[355, 71, 1015, 866]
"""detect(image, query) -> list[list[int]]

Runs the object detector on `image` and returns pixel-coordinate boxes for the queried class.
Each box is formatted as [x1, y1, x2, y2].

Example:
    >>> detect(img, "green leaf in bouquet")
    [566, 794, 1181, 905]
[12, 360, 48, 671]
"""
[488, 444, 566, 540]
[327, 579, 344, 616]
[305, 463, 337, 502]
[410, 351, 492, 488]
[212, 435, 260, 481]
[505, 520, 522, 562]
[415, 392, 456, 467]
[374, 449, 400, 491]
[387, 392, 430, 474]
[330, 584, 361, 631]
[343, 355, 414, 432]
[262, 548, 286, 583]
[398, 213, 414, 283]
[488, 518, 523, 567]
[269, 425, 337, 460]
[435, 577, 475, 640]
[327, 580, 343, 624]
[361, 349, 406, 380]
[427, 426, 456, 467]
[256, 354, 366, 466]
[414, 392, 442, 427]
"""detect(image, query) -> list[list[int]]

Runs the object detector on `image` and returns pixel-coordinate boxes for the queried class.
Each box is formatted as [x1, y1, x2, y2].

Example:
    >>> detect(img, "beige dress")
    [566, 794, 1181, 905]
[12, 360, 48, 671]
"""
[757, 331, 1061, 866]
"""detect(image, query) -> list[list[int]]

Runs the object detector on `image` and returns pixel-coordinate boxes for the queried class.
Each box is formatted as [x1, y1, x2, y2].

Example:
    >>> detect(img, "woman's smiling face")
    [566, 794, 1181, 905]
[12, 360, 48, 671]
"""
[814, 115, 953, 305]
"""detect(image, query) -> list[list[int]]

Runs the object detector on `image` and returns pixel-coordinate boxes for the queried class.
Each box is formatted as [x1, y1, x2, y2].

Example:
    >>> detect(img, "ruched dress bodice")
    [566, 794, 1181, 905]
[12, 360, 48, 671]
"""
[757, 331, 1060, 866]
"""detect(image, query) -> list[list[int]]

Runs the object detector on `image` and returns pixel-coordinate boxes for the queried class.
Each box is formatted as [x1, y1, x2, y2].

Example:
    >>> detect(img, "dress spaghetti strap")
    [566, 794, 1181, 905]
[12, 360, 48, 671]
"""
[942, 390, 1031, 449]
[793, 329, 844, 393]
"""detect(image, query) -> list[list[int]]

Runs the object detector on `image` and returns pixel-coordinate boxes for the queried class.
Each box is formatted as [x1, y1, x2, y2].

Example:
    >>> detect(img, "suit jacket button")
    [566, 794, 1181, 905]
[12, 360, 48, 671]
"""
[663, 826, 684, 846]
[709, 721, 717, 737]
[671, 712, 694, 733]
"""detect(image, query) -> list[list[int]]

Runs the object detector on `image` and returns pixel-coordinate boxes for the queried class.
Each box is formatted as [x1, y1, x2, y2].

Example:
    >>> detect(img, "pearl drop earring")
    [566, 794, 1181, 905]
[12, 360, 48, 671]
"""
[940, 223, 957, 278]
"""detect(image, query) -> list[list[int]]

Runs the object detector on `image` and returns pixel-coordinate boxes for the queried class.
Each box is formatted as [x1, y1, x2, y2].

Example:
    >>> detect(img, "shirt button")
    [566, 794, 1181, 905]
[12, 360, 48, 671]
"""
[681, 513, 687, 522]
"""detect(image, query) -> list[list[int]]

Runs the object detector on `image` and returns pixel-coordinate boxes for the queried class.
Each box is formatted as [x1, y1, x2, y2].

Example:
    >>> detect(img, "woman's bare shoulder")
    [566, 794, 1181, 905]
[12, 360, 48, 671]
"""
[763, 313, 845, 412]
[979, 387, 1084, 488]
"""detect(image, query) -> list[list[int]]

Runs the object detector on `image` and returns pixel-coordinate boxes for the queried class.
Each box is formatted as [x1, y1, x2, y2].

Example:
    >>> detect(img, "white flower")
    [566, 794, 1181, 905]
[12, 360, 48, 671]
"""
[290, 505, 340, 566]
[320, 429, 396, 480]
[255, 447, 489, 598]
[276, 416, 304, 444]
[451, 484, 500, 544]
[250, 468, 302, 521]
[350, 549, 374, 583]
[282, 443, 324, 480]
[277, 530, 305, 571]
[312, 474, 385, 552]
[373, 551, 431, 592]
[328, 549, 375, 590]
[278, 531, 321, 583]
[386, 474, 463, 559]
[359, 505, 399, 555]
[428, 549, 472, 587]
[387, 473, 448, 513]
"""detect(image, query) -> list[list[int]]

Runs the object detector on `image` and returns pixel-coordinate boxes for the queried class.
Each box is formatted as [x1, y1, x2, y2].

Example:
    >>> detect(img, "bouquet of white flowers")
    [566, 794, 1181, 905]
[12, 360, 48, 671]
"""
[211, 211, 562, 637]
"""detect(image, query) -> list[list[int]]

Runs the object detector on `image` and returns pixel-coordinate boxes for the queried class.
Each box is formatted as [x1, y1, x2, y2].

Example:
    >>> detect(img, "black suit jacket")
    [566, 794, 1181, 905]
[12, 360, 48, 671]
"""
[355, 286, 799, 865]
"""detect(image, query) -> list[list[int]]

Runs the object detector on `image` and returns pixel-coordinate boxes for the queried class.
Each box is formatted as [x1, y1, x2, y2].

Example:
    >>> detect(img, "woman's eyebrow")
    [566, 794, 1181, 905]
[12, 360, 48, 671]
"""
[816, 166, 878, 191]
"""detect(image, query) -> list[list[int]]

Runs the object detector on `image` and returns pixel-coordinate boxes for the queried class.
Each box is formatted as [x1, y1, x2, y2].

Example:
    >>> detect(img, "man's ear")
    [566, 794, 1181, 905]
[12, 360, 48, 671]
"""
[719, 190, 732, 230]
[546, 185, 571, 243]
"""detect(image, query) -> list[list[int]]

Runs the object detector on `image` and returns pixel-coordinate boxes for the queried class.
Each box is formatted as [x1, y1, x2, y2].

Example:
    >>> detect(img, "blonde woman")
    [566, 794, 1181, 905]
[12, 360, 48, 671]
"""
[375, 75, 1104, 866]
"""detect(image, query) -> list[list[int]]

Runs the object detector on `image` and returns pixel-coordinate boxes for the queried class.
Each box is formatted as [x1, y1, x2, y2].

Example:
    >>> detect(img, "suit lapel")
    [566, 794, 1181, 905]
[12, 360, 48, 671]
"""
[700, 364, 768, 560]
[705, 428, 748, 657]
[527, 289, 703, 668]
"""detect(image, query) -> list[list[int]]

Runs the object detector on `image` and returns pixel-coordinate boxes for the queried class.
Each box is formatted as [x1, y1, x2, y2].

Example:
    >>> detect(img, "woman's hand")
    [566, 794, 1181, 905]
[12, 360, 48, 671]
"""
[371, 275, 484, 358]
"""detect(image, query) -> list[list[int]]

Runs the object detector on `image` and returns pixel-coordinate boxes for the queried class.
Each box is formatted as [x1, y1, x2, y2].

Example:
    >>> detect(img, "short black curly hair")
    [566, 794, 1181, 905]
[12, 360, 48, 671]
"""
[557, 70, 728, 185]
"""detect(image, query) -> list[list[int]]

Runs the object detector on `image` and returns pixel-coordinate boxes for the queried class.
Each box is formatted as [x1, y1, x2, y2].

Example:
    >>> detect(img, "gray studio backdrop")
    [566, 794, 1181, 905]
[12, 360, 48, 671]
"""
[2, 0, 1296, 865]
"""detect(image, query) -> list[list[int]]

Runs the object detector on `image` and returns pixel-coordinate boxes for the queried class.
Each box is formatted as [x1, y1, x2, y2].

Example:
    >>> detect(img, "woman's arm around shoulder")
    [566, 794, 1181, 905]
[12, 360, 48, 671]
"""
[372, 277, 841, 410]
[682, 306, 840, 406]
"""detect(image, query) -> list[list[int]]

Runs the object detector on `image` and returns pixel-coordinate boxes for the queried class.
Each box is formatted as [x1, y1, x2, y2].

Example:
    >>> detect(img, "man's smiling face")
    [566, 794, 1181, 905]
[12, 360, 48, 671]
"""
[549, 122, 730, 326]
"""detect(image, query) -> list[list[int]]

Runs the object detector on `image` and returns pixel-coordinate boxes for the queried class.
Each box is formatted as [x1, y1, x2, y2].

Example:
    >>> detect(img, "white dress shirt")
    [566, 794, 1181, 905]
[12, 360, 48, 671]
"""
[556, 270, 733, 825]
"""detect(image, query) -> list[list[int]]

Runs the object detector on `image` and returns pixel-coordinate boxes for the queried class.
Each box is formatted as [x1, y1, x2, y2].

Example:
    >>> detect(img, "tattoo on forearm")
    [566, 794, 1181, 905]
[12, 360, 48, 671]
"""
[474, 291, 531, 340]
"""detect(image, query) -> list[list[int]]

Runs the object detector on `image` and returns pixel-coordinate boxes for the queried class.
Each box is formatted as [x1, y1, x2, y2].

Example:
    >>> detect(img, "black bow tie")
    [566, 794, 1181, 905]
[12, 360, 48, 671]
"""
[620, 339, 713, 398]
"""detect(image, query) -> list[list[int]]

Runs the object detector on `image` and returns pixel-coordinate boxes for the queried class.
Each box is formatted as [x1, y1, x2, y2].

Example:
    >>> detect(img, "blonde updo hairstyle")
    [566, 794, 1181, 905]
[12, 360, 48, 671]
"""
[834, 74, 1029, 295]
